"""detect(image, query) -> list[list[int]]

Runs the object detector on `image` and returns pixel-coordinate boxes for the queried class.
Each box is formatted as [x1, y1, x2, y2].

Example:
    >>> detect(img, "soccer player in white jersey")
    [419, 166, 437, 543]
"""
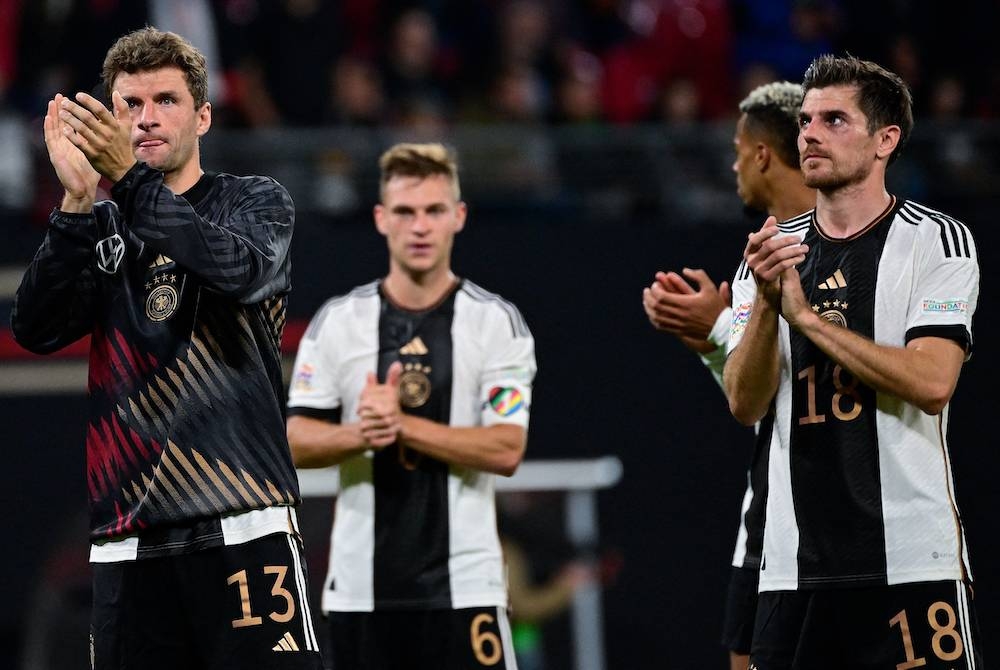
[286, 143, 536, 669]
[725, 55, 982, 669]
[643, 82, 815, 670]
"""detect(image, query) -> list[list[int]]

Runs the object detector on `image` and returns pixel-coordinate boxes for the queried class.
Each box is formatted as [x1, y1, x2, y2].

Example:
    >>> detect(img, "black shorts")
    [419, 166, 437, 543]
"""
[326, 606, 517, 670]
[750, 580, 982, 670]
[91, 532, 323, 670]
[721, 565, 759, 655]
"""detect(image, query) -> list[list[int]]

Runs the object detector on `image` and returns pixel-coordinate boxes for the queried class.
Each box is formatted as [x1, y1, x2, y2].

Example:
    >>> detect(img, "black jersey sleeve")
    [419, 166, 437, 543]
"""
[10, 210, 100, 354]
[111, 163, 294, 303]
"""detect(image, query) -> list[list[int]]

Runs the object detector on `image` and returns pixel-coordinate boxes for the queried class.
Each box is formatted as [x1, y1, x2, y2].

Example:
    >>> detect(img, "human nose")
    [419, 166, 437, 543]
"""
[410, 212, 431, 234]
[136, 103, 158, 131]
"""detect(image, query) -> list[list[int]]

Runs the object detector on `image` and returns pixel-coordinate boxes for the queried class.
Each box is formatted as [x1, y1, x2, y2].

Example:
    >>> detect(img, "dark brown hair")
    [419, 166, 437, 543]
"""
[102, 27, 208, 108]
[802, 54, 913, 164]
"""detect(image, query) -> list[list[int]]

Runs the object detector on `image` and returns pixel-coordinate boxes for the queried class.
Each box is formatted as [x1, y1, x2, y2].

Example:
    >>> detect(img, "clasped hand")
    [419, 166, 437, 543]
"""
[357, 361, 404, 449]
[54, 91, 136, 183]
[744, 216, 814, 329]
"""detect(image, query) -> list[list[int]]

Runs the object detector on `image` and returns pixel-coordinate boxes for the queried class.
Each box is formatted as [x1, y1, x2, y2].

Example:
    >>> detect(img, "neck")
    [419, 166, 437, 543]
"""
[767, 173, 817, 221]
[815, 176, 892, 238]
[163, 156, 204, 194]
[383, 266, 457, 310]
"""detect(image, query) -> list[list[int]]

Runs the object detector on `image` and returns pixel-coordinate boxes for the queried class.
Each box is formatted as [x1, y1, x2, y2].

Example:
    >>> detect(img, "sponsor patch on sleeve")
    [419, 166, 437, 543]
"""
[292, 363, 315, 392]
[488, 386, 525, 417]
[731, 301, 753, 336]
[922, 299, 968, 314]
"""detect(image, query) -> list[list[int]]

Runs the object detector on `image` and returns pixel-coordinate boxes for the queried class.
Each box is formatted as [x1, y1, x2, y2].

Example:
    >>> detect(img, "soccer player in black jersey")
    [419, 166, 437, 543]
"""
[12, 28, 322, 670]
[727, 56, 982, 669]
[642, 82, 815, 670]
[287, 143, 536, 669]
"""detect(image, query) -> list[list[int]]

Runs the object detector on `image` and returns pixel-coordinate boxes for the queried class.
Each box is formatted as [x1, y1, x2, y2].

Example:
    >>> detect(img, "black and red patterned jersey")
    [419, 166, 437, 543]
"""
[12, 162, 300, 553]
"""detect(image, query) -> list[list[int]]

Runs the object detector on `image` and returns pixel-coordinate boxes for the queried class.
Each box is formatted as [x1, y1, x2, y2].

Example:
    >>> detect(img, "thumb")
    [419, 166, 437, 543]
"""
[111, 91, 129, 122]
[720, 281, 732, 307]
[386, 361, 404, 388]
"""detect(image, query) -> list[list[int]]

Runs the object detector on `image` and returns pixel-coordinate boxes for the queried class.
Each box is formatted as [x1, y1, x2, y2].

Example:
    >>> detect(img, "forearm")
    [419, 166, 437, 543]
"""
[287, 416, 369, 468]
[399, 418, 526, 476]
[795, 313, 963, 415]
[724, 294, 780, 425]
[11, 213, 98, 353]
[697, 307, 732, 393]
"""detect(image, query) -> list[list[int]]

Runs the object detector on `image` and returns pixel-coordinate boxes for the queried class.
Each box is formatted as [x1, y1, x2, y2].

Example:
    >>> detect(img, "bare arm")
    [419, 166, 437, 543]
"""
[724, 292, 781, 425]
[781, 267, 965, 414]
[724, 217, 808, 425]
[358, 361, 527, 476]
[286, 414, 374, 468]
[398, 419, 527, 477]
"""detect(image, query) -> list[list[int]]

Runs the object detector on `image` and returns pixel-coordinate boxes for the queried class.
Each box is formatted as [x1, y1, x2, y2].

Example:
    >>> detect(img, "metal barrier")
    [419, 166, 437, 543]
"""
[297, 457, 624, 670]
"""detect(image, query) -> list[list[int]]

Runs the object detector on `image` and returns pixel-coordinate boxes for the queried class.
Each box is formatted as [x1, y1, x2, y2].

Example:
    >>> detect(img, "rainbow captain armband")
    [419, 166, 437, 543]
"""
[488, 386, 526, 417]
[731, 302, 753, 337]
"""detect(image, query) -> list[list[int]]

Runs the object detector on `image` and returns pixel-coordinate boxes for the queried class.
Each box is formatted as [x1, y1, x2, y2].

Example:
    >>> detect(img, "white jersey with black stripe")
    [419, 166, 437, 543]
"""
[288, 279, 536, 611]
[727, 200, 979, 592]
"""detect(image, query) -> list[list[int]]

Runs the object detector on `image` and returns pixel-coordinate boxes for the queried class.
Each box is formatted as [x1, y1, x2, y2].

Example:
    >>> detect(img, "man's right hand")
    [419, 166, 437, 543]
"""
[642, 268, 729, 353]
[44, 94, 100, 213]
[743, 216, 808, 306]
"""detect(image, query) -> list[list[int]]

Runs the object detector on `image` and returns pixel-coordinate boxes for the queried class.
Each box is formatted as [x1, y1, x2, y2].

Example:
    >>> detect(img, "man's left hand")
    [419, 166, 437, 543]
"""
[779, 267, 817, 331]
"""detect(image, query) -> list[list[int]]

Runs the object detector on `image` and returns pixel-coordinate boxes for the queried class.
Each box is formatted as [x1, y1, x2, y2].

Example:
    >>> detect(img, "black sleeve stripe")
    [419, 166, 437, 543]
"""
[778, 211, 813, 229]
[905, 324, 972, 354]
[461, 281, 531, 338]
[737, 259, 751, 282]
[287, 406, 342, 423]
[907, 202, 974, 260]
[898, 205, 920, 225]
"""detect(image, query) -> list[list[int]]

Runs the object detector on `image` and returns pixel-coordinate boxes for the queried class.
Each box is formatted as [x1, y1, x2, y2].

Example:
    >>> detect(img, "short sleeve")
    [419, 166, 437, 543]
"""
[478, 309, 536, 429]
[727, 260, 757, 355]
[905, 222, 980, 356]
[287, 309, 343, 415]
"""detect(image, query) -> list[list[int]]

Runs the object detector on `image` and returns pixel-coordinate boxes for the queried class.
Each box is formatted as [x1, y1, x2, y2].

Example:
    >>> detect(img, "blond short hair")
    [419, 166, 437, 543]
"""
[378, 143, 461, 201]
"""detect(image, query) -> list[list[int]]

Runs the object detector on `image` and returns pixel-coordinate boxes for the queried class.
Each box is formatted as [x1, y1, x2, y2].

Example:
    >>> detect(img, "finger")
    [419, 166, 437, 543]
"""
[681, 268, 716, 293]
[719, 281, 732, 307]
[74, 91, 115, 124]
[661, 271, 694, 294]
[385, 361, 403, 388]
[44, 98, 61, 143]
[365, 371, 377, 387]
[111, 90, 130, 122]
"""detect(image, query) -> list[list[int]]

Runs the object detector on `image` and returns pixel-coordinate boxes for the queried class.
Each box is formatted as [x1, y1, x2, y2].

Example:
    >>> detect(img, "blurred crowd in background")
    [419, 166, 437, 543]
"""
[3, 0, 998, 130]
[0, 0, 996, 245]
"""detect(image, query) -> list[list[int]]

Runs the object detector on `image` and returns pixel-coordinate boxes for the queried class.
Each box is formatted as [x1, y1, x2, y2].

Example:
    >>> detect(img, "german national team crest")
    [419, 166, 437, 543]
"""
[96, 234, 125, 274]
[399, 363, 432, 407]
[811, 299, 849, 328]
[146, 283, 178, 321]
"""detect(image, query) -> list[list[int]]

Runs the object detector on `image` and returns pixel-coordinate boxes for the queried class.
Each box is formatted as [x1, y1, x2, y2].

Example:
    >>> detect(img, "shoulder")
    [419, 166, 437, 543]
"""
[896, 200, 976, 260]
[457, 280, 532, 339]
[214, 172, 293, 205]
[303, 281, 381, 341]
[778, 210, 813, 233]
